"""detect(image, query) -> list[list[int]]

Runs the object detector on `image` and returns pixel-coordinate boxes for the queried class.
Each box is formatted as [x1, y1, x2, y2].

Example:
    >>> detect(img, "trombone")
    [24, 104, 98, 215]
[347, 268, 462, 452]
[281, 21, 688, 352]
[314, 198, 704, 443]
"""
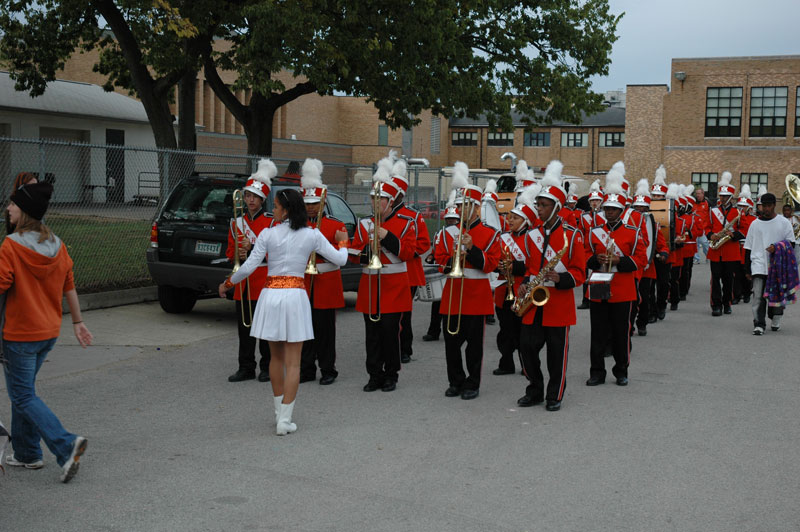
[367, 180, 383, 322]
[305, 188, 328, 291]
[445, 198, 473, 335]
[231, 189, 253, 327]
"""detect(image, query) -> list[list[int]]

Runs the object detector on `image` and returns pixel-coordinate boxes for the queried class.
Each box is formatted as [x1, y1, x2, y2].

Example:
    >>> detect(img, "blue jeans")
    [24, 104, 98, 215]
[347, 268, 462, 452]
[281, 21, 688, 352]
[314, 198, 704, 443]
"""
[695, 235, 710, 261]
[2, 338, 76, 466]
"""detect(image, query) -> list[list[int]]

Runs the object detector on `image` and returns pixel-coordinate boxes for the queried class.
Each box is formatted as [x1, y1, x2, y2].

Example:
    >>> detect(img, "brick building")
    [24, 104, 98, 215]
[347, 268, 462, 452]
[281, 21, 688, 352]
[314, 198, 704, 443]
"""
[625, 55, 800, 201]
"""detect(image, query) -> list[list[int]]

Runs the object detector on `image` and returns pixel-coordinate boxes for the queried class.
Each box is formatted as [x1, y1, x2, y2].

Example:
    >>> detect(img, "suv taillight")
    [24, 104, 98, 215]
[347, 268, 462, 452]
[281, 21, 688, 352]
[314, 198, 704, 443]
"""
[150, 222, 158, 248]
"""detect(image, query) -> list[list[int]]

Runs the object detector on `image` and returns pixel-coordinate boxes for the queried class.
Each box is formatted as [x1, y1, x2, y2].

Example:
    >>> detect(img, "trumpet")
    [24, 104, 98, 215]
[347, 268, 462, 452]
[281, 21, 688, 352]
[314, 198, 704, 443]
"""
[709, 210, 741, 250]
[501, 244, 515, 302]
[445, 199, 473, 335]
[512, 231, 568, 316]
[305, 188, 328, 277]
[604, 238, 617, 273]
[231, 189, 253, 327]
[367, 180, 383, 322]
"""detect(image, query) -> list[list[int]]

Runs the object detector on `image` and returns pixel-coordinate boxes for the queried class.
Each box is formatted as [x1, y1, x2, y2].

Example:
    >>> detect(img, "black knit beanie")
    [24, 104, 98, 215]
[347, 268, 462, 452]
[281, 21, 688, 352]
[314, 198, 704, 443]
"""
[10, 182, 53, 221]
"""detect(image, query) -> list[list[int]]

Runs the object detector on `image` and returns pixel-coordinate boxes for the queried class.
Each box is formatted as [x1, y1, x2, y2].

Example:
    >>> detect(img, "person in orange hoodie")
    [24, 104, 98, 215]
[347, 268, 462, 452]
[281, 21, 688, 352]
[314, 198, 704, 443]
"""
[0, 182, 93, 483]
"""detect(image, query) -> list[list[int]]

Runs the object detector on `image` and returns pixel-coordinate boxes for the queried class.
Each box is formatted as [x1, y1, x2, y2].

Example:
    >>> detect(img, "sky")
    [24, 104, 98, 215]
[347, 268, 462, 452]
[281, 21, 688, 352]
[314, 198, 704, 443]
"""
[590, 0, 800, 93]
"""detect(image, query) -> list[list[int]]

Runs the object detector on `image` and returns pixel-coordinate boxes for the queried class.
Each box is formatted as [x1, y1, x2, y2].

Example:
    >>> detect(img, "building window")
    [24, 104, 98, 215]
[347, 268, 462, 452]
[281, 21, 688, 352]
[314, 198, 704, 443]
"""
[740, 173, 768, 190]
[561, 132, 588, 147]
[451, 131, 477, 146]
[599, 132, 625, 147]
[430, 117, 440, 154]
[794, 88, 800, 137]
[487, 132, 514, 146]
[691, 172, 718, 194]
[523, 132, 550, 147]
[750, 86, 787, 137]
[378, 125, 388, 146]
[705, 87, 742, 137]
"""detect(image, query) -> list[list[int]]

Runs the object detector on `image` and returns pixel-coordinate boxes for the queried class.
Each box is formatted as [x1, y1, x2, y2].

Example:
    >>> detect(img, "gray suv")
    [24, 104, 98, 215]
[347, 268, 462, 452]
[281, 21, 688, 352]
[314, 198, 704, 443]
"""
[146, 174, 360, 313]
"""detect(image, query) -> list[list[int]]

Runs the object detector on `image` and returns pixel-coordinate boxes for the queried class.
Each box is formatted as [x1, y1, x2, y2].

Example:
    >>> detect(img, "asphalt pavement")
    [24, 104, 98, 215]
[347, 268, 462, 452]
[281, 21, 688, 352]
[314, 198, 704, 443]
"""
[2, 265, 799, 531]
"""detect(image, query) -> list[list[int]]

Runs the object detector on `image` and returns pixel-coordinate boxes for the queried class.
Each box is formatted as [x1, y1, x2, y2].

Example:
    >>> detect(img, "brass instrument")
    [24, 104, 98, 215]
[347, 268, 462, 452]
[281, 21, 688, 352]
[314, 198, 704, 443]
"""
[512, 231, 569, 316]
[231, 189, 253, 327]
[367, 180, 384, 322]
[604, 238, 617, 273]
[305, 188, 328, 276]
[501, 244, 516, 302]
[709, 210, 741, 250]
[445, 197, 474, 335]
[786, 174, 800, 240]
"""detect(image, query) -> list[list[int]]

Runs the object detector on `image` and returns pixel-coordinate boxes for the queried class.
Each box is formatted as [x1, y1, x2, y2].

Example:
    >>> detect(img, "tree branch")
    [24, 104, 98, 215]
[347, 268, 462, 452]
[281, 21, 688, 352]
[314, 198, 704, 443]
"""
[203, 53, 247, 124]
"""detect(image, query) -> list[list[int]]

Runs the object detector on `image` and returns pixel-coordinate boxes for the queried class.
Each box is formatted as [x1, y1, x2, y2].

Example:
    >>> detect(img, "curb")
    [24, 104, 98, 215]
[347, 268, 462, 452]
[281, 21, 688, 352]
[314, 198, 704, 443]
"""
[63, 286, 159, 314]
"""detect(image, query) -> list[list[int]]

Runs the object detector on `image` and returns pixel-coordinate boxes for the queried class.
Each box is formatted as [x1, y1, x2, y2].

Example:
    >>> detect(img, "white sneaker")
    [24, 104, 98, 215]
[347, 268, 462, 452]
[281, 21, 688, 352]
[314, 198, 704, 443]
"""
[6, 453, 44, 469]
[771, 316, 782, 331]
[753, 326, 764, 336]
[61, 436, 87, 483]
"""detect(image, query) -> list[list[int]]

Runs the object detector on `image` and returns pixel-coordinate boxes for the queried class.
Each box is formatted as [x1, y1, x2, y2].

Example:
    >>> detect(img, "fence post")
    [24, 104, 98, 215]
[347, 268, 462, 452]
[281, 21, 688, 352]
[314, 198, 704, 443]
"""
[38, 140, 46, 186]
[160, 151, 170, 203]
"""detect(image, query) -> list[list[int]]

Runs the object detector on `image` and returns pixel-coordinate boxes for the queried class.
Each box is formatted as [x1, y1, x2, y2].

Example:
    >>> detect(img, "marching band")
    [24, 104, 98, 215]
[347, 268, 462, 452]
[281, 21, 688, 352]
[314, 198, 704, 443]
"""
[220, 153, 798, 434]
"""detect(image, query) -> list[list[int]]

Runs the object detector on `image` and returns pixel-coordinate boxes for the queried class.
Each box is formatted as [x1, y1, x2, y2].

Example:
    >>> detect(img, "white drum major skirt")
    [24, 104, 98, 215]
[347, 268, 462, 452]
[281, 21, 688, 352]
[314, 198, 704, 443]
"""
[250, 288, 314, 342]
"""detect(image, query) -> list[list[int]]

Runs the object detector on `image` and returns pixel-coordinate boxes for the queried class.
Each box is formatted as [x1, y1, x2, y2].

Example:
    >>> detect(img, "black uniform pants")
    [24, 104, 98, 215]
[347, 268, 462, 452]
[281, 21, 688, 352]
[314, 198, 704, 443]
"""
[589, 301, 632, 381]
[495, 299, 521, 371]
[519, 310, 569, 402]
[400, 286, 418, 357]
[680, 257, 694, 298]
[301, 308, 338, 379]
[236, 299, 270, 373]
[363, 312, 402, 384]
[636, 278, 653, 329]
[444, 314, 486, 391]
[732, 261, 751, 301]
[669, 265, 682, 305]
[654, 260, 670, 312]
[710, 260, 736, 309]
[426, 300, 443, 338]
[629, 278, 641, 331]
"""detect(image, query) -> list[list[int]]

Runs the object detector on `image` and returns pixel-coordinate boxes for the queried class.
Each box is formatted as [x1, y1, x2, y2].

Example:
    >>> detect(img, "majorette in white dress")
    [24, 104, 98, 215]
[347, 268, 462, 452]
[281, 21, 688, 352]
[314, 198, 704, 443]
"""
[229, 221, 348, 342]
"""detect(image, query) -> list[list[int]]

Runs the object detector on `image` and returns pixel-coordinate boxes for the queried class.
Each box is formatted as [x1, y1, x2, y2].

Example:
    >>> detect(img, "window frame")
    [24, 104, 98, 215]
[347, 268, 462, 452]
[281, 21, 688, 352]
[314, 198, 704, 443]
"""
[749, 86, 788, 138]
[523, 131, 550, 147]
[704, 87, 743, 138]
[794, 87, 800, 137]
[598, 132, 625, 147]
[740, 173, 768, 190]
[560, 132, 588, 147]
[486, 131, 514, 147]
[378, 125, 388, 146]
[691, 172, 719, 202]
[451, 131, 478, 146]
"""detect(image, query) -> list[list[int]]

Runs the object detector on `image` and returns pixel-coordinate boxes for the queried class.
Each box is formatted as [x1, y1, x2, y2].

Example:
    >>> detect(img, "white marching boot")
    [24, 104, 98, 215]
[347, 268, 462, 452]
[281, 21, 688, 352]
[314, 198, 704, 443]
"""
[276, 401, 297, 436]
[273, 395, 283, 424]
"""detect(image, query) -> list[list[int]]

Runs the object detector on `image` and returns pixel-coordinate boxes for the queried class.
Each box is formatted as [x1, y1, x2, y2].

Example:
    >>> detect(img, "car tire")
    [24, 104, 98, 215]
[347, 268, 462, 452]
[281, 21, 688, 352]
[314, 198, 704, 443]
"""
[158, 285, 198, 314]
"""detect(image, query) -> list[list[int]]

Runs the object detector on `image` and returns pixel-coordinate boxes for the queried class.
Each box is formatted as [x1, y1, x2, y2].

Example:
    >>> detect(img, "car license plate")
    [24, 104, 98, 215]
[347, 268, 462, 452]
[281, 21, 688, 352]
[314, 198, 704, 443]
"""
[195, 241, 222, 255]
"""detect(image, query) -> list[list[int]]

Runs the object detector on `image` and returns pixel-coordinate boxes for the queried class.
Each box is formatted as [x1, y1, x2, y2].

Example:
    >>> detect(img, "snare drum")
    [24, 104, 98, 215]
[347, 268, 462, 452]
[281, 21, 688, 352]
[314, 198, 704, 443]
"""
[587, 271, 615, 301]
[417, 272, 447, 302]
[650, 199, 677, 250]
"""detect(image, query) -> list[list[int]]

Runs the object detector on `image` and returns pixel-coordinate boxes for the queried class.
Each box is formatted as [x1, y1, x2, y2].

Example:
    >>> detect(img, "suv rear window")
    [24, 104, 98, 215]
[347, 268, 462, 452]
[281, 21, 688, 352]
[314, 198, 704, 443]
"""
[162, 182, 237, 223]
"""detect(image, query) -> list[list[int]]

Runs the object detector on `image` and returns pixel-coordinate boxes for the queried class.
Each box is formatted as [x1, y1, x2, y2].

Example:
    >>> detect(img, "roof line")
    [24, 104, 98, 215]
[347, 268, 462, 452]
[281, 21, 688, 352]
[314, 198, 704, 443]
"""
[672, 55, 800, 62]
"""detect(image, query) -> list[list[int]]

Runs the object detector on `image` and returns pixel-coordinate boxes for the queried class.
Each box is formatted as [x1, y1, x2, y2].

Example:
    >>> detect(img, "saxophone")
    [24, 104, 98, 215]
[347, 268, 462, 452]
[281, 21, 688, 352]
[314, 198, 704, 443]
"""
[512, 231, 569, 317]
[709, 210, 741, 250]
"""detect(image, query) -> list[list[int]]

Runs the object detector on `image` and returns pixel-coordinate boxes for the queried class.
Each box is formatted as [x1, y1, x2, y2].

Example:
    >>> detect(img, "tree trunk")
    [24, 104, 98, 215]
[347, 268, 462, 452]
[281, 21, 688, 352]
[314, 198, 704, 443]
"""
[243, 94, 276, 157]
[177, 70, 197, 151]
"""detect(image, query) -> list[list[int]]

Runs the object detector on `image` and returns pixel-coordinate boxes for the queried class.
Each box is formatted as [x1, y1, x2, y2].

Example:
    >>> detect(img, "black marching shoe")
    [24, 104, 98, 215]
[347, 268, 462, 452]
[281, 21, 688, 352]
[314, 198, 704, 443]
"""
[545, 400, 561, 412]
[228, 369, 256, 382]
[492, 367, 516, 376]
[648, 314, 658, 324]
[517, 395, 543, 407]
[743, 295, 751, 303]
[299, 374, 316, 384]
[679, 295, 687, 301]
[400, 354, 411, 363]
[363, 380, 382, 392]
[381, 380, 397, 392]
[586, 377, 605, 386]
[711, 307, 723, 317]
[723, 305, 732, 315]
[319, 375, 336, 385]
[616, 376, 629, 386]
[257, 370, 270, 382]
[444, 386, 461, 397]
[461, 389, 479, 400]
[657, 308, 666, 320]
[577, 300, 591, 310]
[670, 303, 678, 311]
[422, 334, 439, 342]
[637, 326, 647, 336]
[485, 315, 496, 325]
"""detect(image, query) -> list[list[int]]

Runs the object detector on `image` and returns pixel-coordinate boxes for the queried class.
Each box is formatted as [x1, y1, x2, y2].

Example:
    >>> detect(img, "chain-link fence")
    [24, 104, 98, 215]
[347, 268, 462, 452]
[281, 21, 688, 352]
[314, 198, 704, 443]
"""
[2, 137, 498, 293]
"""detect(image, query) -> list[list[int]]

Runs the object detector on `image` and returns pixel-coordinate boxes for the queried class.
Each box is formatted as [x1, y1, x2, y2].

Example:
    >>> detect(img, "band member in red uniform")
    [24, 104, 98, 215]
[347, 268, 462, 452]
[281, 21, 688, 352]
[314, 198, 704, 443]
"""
[558, 191, 578, 227]
[386, 156, 431, 364]
[732, 186, 756, 304]
[665, 184, 689, 311]
[226, 159, 274, 383]
[707, 171, 744, 316]
[650, 165, 670, 321]
[423, 202, 460, 341]
[435, 162, 501, 400]
[299, 159, 348, 385]
[585, 169, 647, 387]
[517, 160, 585, 411]
[577, 180, 605, 310]
[349, 166, 416, 392]
[493, 182, 540, 376]
[679, 185, 703, 300]
[631, 180, 668, 336]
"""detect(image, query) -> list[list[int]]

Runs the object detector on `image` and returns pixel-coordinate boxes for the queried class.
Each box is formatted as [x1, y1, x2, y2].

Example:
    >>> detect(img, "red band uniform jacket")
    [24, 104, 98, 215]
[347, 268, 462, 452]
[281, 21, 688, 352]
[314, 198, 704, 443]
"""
[681, 213, 703, 260]
[226, 210, 273, 300]
[398, 205, 430, 288]
[494, 230, 528, 308]
[737, 212, 756, 264]
[642, 214, 669, 280]
[521, 222, 586, 326]
[706, 205, 744, 262]
[349, 206, 416, 314]
[304, 215, 347, 309]
[585, 220, 648, 302]
[435, 218, 501, 316]
[667, 216, 688, 266]
[622, 208, 648, 279]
